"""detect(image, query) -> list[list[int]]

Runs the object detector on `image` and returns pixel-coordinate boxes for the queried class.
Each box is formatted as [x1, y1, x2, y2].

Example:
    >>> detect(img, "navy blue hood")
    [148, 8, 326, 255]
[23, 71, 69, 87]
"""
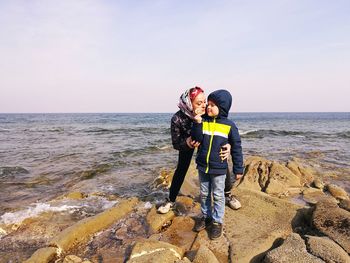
[207, 89, 232, 118]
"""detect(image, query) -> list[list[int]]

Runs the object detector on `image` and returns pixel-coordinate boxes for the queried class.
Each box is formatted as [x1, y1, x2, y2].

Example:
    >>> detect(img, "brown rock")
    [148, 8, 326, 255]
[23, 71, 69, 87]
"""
[326, 184, 349, 201]
[305, 235, 350, 263]
[23, 247, 57, 263]
[264, 233, 324, 263]
[225, 188, 305, 263]
[191, 227, 229, 263]
[339, 199, 350, 212]
[312, 199, 350, 253]
[313, 178, 325, 190]
[193, 245, 220, 263]
[63, 255, 83, 263]
[302, 187, 327, 204]
[146, 206, 175, 233]
[150, 216, 196, 251]
[127, 239, 184, 263]
[239, 156, 271, 191]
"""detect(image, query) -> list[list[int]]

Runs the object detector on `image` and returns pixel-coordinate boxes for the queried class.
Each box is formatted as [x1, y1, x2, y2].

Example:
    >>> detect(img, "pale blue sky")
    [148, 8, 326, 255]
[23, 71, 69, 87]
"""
[0, 0, 349, 113]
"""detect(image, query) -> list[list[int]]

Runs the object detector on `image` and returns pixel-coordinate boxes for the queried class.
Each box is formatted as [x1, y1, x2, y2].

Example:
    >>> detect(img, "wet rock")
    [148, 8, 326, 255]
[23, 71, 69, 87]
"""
[191, 228, 229, 263]
[151, 169, 173, 189]
[193, 245, 220, 263]
[0, 166, 29, 177]
[59, 192, 87, 200]
[127, 239, 184, 263]
[339, 199, 350, 212]
[23, 247, 57, 263]
[305, 235, 350, 263]
[326, 184, 349, 201]
[150, 216, 196, 251]
[312, 199, 350, 253]
[264, 233, 324, 263]
[50, 197, 138, 253]
[146, 206, 175, 233]
[313, 178, 325, 190]
[175, 196, 200, 216]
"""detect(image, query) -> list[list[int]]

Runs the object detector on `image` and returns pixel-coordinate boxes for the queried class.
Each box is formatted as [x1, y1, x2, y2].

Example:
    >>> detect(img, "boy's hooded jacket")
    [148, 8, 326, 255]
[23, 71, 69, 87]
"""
[191, 90, 244, 175]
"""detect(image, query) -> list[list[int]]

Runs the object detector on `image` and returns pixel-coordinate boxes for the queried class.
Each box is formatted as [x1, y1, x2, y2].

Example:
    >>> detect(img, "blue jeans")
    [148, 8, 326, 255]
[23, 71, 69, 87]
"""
[198, 170, 226, 224]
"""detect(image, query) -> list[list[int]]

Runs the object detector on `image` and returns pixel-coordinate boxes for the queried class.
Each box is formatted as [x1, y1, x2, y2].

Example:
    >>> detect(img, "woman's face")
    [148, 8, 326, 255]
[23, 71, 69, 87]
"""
[192, 92, 206, 115]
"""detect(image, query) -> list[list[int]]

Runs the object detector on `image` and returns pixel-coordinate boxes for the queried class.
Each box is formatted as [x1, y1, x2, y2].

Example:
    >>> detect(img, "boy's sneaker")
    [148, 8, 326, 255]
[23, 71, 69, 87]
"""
[209, 221, 223, 240]
[193, 216, 212, 232]
[225, 194, 241, 210]
[157, 199, 175, 214]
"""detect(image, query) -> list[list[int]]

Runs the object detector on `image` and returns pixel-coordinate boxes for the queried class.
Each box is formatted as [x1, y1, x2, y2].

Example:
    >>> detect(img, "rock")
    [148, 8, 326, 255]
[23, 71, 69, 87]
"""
[264, 233, 324, 263]
[305, 235, 350, 263]
[225, 188, 305, 263]
[63, 255, 83, 263]
[23, 247, 57, 263]
[176, 257, 192, 263]
[60, 192, 87, 200]
[302, 187, 327, 204]
[312, 199, 350, 253]
[50, 197, 138, 253]
[239, 156, 271, 191]
[339, 199, 350, 212]
[326, 184, 349, 201]
[146, 206, 175, 233]
[191, 227, 229, 263]
[150, 216, 196, 251]
[127, 239, 184, 263]
[266, 162, 301, 194]
[313, 178, 325, 190]
[193, 245, 220, 263]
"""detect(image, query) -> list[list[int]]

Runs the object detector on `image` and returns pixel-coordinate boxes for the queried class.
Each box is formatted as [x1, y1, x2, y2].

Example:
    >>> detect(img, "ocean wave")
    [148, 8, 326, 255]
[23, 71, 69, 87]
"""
[336, 131, 350, 139]
[0, 203, 79, 225]
[239, 129, 319, 139]
[0, 166, 29, 177]
[83, 127, 167, 135]
[0, 196, 118, 226]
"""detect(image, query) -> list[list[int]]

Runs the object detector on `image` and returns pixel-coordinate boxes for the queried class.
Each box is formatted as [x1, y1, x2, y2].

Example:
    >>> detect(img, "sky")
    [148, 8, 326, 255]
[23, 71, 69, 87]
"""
[0, 0, 349, 113]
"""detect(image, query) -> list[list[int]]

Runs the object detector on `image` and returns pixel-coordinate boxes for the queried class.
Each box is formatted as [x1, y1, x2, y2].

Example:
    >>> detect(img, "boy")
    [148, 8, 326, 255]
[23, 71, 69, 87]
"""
[191, 89, 243, 239]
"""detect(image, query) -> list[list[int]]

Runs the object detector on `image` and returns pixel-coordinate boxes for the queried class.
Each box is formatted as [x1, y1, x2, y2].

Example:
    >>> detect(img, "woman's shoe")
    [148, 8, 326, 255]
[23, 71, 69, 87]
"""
[225, 194, 241, 210]
[157, 200, 174, 214]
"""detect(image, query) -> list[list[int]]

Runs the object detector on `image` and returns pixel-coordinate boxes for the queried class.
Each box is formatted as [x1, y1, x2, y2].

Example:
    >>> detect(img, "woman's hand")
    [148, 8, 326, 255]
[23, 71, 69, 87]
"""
[186, 137, 200, 149]
[220, 144, 231, 161]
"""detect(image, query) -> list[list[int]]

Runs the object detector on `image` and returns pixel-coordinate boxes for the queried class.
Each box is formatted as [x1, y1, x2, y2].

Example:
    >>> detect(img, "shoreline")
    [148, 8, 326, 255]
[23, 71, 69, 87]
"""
[1, 156, 349, 262]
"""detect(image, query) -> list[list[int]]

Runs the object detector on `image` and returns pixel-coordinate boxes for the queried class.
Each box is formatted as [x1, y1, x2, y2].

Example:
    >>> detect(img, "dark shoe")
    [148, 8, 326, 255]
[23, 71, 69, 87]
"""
[209, 221, 223, 240]
[194, 216, 212, 232]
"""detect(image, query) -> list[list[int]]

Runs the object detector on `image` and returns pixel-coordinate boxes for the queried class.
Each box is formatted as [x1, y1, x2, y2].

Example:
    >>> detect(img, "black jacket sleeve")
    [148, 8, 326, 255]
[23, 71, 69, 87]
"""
[171, 115, 191, 151]
[190, 122, 203, 143]
[228, 124, 244, 174]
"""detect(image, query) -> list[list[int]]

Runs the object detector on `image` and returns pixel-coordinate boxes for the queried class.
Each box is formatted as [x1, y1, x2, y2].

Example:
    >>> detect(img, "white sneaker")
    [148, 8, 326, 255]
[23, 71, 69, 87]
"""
[225, 194, 241, 210]
[157, 201, 174, 214]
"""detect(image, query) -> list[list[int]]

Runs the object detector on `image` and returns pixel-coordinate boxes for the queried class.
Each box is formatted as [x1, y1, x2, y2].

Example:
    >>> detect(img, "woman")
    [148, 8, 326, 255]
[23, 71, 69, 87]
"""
[158, 86, 240, 214]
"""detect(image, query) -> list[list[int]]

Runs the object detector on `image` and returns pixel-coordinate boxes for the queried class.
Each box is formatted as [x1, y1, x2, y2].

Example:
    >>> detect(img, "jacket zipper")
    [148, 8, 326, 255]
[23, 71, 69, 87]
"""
[205, 117, 216, 173]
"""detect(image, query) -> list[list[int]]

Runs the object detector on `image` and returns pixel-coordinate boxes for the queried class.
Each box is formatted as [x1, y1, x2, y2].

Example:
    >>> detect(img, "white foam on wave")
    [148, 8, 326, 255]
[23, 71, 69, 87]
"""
[0, 203, 80, 225]
[239, 129, 258, 135]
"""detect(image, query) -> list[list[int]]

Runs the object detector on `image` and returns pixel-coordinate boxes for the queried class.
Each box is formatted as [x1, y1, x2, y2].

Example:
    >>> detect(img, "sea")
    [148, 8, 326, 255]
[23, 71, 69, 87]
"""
[0, 112, 349, 223]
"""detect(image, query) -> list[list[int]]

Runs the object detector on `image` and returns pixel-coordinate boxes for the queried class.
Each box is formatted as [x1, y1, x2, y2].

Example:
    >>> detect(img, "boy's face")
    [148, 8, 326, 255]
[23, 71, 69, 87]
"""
[207, 100, 219, 117]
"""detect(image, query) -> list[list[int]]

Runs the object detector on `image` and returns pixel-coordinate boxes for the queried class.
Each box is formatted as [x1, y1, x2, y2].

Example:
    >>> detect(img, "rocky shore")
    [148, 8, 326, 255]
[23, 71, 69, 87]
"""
[0, 156, 349, 263]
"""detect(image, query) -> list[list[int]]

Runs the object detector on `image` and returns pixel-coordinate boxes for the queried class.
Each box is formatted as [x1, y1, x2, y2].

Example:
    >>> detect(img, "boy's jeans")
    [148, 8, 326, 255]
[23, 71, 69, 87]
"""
[198, 170, 225, 224]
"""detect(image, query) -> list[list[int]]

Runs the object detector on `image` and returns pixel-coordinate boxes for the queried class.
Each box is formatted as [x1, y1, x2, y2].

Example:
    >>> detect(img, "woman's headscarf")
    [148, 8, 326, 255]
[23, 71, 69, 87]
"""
[177, 87, 204, 120]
